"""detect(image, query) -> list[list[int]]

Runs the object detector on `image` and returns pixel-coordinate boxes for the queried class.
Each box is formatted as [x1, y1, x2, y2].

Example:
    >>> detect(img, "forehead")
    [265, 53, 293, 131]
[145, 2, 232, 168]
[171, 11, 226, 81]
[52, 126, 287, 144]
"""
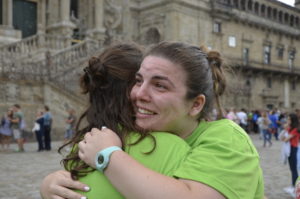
[139, 56, 186, 78]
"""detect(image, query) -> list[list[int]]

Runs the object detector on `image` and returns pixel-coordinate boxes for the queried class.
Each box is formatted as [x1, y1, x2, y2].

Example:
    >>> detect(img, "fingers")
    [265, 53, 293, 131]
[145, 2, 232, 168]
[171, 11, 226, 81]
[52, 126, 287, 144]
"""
[83, 132, 92, 141]
[91, 127, 102, 135]
[59, 171, 90, 192]
[51, 184, 86, 199]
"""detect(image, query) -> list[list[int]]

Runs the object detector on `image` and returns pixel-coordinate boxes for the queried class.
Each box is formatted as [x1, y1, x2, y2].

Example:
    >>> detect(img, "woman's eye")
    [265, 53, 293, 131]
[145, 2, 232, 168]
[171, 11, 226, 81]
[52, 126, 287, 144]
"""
[135, 78, 142, 85]
[155, 82, 167, 89]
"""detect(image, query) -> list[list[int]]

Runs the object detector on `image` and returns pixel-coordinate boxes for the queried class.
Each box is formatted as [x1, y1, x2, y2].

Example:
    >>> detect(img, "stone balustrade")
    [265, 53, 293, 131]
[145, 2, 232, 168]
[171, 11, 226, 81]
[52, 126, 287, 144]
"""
[0, 38, 102, 97]
[0, 33, 71, 63]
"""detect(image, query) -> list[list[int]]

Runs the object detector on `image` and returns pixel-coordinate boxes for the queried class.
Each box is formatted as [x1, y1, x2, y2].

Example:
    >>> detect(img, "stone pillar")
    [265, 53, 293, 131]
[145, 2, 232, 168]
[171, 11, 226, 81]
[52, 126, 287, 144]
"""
[2, 0, 13, 28]
[60, 0, 70, 22]
[37, 0, 46, 33]
[284, 79, 290, 108]
[86, 0, 106, 41]
[47, 0, 75, 38]
[0, 0, 21, 44]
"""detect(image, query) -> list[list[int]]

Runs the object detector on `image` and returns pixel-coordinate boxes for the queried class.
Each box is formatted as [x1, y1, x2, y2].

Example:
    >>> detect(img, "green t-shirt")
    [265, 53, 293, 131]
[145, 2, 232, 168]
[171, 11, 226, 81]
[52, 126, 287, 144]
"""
[173, 119, 264, 199]
[11, 111, 23, 129]
[76, 132, 190, 199]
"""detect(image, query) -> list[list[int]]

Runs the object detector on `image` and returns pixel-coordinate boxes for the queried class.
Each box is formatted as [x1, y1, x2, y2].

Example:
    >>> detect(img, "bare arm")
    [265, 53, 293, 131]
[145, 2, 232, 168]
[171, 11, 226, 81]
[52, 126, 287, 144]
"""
[282, 134, 294, 142]
[79, 128, 225, 199]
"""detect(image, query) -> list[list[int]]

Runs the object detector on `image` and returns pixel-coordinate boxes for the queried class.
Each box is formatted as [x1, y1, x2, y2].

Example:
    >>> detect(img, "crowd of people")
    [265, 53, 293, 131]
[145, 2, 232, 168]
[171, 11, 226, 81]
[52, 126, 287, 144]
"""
[223, 107, 300, 198]
[0, 104, 78, 153]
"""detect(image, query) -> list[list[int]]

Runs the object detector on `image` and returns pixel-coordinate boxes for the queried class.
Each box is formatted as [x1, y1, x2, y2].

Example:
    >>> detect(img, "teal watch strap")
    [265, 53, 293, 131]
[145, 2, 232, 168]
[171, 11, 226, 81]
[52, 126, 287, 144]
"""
[95, 146, 122, 172]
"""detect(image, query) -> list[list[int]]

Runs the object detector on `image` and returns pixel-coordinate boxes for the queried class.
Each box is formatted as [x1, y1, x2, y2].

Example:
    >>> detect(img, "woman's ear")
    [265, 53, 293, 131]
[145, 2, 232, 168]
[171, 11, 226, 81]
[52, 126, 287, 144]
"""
[189, 94, 206, 117]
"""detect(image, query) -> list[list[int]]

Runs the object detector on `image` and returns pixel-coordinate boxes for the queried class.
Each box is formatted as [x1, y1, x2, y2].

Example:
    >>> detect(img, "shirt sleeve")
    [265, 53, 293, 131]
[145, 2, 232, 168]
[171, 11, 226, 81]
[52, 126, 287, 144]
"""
[173, 124, 263, 199]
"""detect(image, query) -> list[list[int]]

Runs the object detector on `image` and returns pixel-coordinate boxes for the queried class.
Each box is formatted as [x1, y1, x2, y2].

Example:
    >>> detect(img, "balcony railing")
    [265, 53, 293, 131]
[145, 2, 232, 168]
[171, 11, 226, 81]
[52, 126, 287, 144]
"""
[226, 56, 300, 75]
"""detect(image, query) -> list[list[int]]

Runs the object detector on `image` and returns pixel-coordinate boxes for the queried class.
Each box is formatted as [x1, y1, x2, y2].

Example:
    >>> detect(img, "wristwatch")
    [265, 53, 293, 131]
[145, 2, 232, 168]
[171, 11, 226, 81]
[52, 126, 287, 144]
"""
[95, 146, 122, 172]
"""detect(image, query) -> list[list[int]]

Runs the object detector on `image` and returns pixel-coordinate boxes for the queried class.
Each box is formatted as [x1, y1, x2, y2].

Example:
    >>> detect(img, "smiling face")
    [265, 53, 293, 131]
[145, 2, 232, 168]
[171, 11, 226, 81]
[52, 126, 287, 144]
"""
[130, 56, 201, 138]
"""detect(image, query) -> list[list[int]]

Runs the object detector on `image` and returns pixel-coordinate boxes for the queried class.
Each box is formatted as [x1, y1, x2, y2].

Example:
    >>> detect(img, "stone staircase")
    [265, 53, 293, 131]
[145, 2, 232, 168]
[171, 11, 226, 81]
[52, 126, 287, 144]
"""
[0, 34, 104, 139]
[0, 33, 103, 97]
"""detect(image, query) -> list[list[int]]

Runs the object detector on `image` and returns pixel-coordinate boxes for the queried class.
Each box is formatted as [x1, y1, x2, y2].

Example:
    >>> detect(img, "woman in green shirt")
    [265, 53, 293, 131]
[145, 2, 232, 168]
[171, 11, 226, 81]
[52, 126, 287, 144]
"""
[41, 42, 264, 199]
[41, 43, 190, 199]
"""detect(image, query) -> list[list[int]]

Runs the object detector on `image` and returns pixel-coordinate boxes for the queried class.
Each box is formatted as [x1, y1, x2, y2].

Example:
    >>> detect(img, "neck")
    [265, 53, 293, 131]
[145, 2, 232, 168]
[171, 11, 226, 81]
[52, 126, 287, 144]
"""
[179, 121, 198, 139]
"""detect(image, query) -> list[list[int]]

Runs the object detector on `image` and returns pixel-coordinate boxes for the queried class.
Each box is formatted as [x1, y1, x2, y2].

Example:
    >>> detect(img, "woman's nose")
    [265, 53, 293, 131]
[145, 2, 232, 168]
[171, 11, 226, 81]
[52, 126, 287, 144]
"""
[133, 84, 151, 102]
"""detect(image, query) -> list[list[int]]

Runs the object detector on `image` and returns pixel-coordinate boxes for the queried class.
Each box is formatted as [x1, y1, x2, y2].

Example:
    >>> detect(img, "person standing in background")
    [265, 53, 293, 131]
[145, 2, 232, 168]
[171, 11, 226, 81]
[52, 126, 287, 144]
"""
[269, 110, 279, 140]
[236, 108, 248, 133]
[257, 110, 272, 147]
[63, 109, 76, 144]
[0, 108, 13, 151]
[283, 113, 300, 197]
[10, 104, 25, 152]
[33, 109, 45, 152]
[43, 105, 52, 151]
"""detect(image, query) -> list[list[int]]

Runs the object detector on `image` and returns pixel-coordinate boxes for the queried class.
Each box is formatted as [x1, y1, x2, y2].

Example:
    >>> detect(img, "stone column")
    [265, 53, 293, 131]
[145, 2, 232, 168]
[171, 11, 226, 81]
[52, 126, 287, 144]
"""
[86, 0, 106, 41]
[60, 0, 70, 22]
[284, 79, 290, 108]
[0, 0, 21, 44]
[46, 0, 75, 46]
[2, 0, 13, 28]
[37, 0, 46, 33]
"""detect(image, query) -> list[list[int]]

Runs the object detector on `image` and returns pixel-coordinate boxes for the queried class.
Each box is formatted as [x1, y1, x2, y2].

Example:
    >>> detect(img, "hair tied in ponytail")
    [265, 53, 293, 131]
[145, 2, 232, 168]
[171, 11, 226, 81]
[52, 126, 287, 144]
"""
[207, 51, 222, 68]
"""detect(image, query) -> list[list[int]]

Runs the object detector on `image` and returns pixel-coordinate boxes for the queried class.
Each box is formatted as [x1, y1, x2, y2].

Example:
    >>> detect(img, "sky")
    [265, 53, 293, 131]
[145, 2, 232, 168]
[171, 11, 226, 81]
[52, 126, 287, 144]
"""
[277, 0, 295, 6]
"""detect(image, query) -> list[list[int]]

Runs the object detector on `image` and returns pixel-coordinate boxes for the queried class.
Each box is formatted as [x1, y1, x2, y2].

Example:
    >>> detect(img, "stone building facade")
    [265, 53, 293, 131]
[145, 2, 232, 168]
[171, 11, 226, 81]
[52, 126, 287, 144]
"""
[0, 0, 299, 137]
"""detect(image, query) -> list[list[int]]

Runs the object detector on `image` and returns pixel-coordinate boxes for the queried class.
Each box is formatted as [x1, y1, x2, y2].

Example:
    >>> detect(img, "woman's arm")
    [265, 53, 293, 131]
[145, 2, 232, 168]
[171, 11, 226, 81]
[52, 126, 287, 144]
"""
[79, 128, 225, 199]
[283, 134, 295, 142]
[40, 170, 89, 199]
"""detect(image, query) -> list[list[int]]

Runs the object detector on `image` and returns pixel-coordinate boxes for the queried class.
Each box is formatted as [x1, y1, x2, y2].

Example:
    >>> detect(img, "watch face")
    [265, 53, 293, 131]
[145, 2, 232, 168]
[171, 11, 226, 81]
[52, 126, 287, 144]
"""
[97, 155, 104, 164]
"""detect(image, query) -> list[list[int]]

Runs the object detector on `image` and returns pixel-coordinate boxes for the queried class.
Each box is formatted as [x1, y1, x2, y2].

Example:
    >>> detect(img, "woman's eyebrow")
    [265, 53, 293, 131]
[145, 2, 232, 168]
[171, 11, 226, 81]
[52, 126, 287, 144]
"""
[152, 75, 175, 88]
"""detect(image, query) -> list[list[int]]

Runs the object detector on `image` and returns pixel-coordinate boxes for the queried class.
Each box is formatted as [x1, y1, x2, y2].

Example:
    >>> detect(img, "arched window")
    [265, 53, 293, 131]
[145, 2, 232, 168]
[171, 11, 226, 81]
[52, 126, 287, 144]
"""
[267, 7, 272, 18]
[233, 0, 239, 8]
[261, 4, 266, 17]
[295, 17, 299, 28]
[254, 2, 259, 14]
[144, 27, 160, 45]
[278, 11, 283, 23]
[290, 15, 294, 27]
[273, 8, 277, 21]
[241, 0, 246, 10]
[248, 0, 253, 11]
[284, 13, 289, 23]
[0, 0, 2, 25]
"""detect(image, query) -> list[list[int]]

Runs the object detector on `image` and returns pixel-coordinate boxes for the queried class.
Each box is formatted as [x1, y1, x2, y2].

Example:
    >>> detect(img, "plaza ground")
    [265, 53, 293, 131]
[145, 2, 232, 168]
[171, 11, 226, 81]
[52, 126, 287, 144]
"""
[0, 134, 295, 199]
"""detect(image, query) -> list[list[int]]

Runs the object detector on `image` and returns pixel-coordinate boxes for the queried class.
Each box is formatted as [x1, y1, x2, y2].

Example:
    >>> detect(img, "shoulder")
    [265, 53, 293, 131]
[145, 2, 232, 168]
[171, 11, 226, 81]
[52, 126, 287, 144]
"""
[196, 119, 258, 154]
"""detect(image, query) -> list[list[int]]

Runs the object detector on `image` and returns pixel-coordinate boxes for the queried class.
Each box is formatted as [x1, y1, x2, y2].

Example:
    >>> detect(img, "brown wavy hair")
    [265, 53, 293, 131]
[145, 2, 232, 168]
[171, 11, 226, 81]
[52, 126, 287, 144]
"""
[59, 43, 153, 180]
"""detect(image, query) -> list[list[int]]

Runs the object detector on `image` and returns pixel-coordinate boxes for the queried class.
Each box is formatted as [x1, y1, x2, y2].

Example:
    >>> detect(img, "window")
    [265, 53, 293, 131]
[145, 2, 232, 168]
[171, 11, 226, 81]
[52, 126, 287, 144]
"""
[0, 0, 2, 25]
[263, 45, 271, 64]
[243, 48, 249, 65]
[245, 79, 251, 86]
[228, 36, 236, 47]
[13, 0, 37, 38]
[267, 77, 272, 88]
[277, 46, 284, 59]
[288, 50, 295, 69]
[213, 22, 222, 33]
[291, 80, 296, 90]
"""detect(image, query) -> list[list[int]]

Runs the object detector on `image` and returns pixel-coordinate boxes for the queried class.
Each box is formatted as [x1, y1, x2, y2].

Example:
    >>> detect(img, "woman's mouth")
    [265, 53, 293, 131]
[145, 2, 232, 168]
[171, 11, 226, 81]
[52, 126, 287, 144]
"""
[137, 108, 156, 115]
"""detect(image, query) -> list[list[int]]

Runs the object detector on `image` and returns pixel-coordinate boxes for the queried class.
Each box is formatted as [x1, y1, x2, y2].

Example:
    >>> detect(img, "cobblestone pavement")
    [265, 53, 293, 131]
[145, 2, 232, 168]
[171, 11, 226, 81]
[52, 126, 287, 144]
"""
[0, 134, 295, 199]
